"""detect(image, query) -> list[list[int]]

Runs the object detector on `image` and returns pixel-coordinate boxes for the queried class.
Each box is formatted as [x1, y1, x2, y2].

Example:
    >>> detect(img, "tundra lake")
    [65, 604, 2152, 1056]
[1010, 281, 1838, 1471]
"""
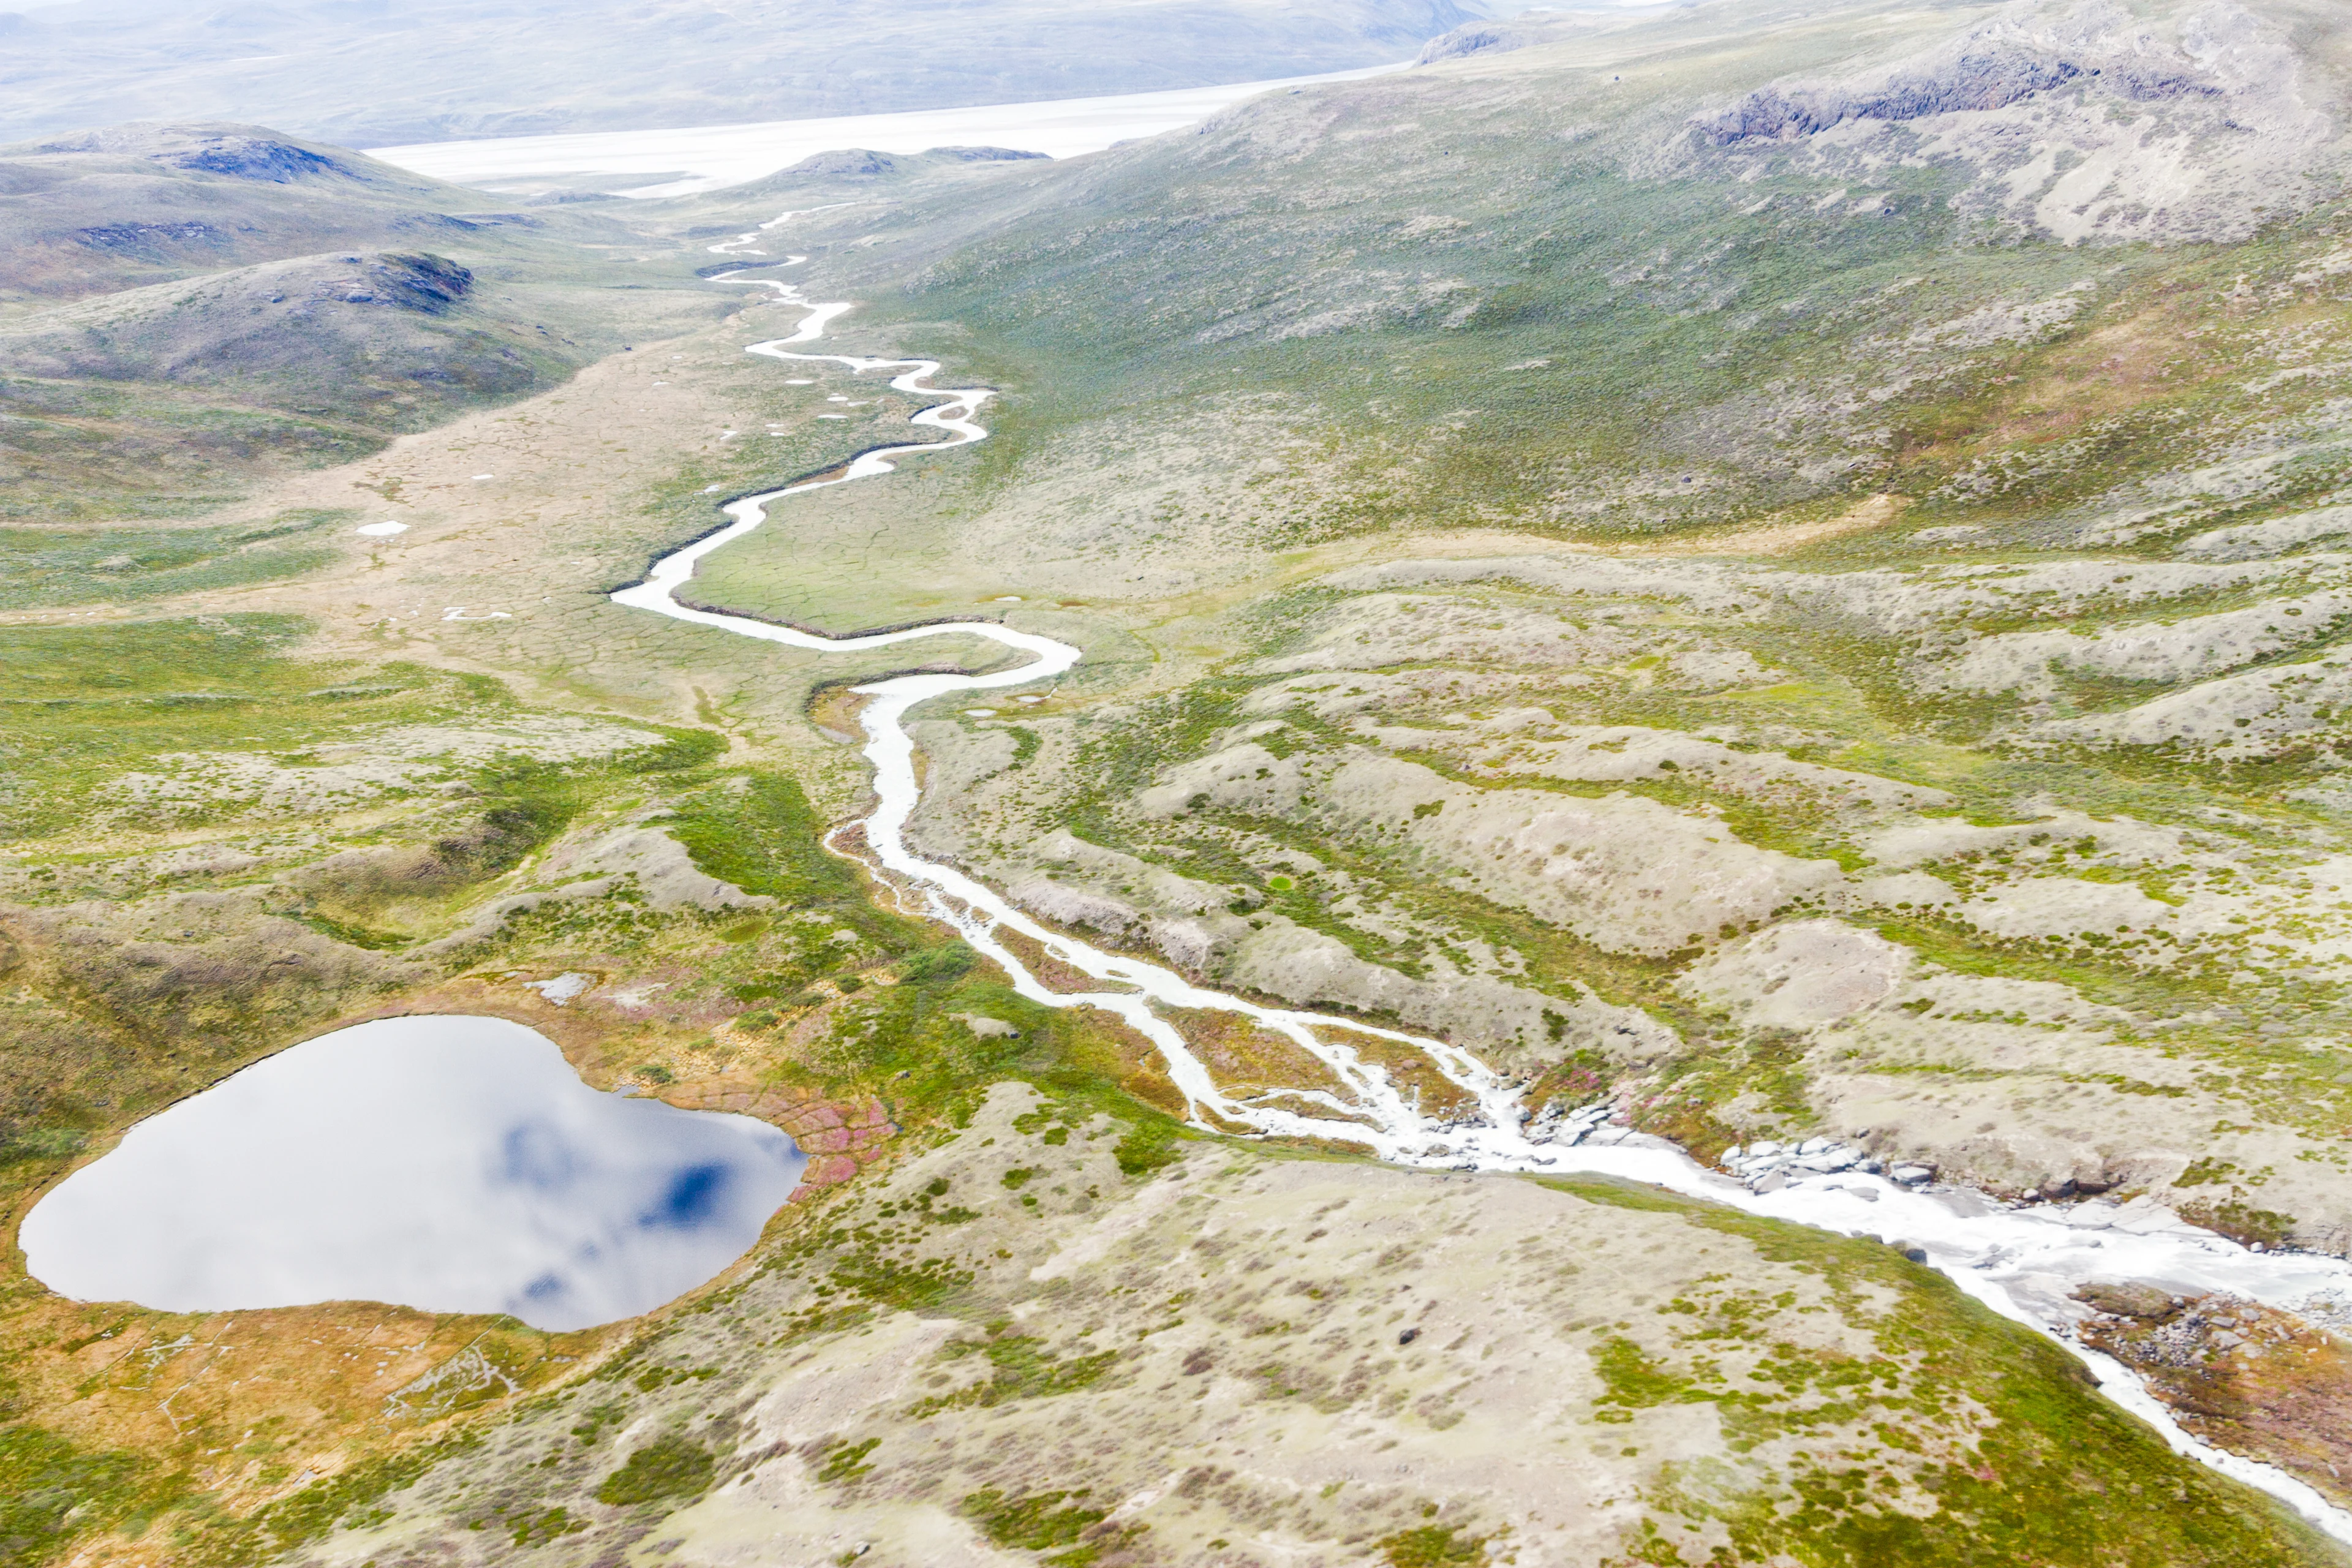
[18, 1016, 804, 1330]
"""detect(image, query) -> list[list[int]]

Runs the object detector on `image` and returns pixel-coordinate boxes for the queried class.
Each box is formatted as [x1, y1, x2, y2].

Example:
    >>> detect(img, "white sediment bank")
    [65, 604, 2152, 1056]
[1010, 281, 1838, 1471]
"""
[371, 63, 1404, 197]
[607, 231, 2352, 1544]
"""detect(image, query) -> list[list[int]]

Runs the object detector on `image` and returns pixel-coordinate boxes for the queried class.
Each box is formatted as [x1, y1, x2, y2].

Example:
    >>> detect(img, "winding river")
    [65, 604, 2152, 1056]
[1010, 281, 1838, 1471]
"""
[611, 226, 2352, 1544]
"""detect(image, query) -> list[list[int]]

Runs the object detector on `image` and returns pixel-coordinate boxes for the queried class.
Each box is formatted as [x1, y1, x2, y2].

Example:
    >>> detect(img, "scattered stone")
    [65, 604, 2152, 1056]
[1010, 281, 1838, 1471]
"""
[524, 971, 593, 1006]
[2078, 1283, 2180, 1321]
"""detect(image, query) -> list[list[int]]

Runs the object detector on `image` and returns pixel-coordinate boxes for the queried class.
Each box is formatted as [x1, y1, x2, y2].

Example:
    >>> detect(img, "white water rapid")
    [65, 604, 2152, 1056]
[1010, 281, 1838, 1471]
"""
[610, 233, 2352, 1544]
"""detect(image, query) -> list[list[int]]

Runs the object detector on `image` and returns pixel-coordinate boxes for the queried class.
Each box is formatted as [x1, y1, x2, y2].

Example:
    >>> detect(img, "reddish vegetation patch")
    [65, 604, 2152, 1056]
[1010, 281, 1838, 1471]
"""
[1080, 1009, 1191, 1117]
[805, 684, 873, 744]
[1160, 1005, 1354, 1104]
[1322, 1026, 1478, 1119]
[1524, 1060, 1608, 1106]
[995, 927, 1129, 995]
[2076, 1283, 2352, 1504]
[1632, 1096, 1740, 1166]
[657, 1079, 897, 1200]
[9, 1293, 598, 1559]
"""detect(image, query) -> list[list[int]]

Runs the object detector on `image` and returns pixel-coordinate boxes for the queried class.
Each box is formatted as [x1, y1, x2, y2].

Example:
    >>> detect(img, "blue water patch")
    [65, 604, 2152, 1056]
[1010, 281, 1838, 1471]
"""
[18, 1016, 806, 1330]
[644, 1163, 731, 1229]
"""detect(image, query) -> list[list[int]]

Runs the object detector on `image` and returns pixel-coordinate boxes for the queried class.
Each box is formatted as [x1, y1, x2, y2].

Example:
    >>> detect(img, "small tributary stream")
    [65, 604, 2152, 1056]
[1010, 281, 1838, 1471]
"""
[614, 219, 2352, 1542]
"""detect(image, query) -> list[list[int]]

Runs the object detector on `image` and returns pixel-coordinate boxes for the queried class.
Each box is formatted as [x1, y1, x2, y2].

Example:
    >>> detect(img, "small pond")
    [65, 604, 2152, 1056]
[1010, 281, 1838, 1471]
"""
[18, 1016, 804, 1331]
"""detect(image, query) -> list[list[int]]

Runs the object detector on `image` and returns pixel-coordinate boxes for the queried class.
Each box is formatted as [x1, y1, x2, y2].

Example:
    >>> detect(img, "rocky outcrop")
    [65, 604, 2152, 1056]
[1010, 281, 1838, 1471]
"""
[35, 122, 373, 184]
[1699, 48, 2210, 146]
[1683, 0, 2337, 245]
[2076, 1286, 2352, 1506]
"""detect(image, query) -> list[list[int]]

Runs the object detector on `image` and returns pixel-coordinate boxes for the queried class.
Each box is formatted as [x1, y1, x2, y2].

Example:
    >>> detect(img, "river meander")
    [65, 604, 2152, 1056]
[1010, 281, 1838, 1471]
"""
[601, 232, 2352, 1540]
[19, 1016, 804, 1332]
[18, 224, 2352, 1534]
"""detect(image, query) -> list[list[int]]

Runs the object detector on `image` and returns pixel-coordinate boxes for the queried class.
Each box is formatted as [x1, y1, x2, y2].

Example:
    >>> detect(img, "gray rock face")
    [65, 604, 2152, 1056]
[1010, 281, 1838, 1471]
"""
[1677, 0, 2338, 246]
[34, 123, 372, 185]
[1700, 47, 2210, 145]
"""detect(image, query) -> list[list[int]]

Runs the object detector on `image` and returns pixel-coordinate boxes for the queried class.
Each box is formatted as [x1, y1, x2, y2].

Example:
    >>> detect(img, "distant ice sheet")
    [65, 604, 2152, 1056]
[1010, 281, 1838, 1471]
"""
[368, 63, 1404, 197]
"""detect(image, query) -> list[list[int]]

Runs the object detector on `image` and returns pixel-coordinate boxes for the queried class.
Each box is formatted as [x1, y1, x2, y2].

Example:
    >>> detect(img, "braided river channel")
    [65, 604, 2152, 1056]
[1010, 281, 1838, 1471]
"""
[608, 219, 2352, 1541]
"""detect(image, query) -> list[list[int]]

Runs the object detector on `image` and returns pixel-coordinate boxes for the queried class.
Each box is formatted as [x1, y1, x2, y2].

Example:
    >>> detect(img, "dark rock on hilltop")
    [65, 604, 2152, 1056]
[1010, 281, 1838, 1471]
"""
[74, 219, 232, 260]
[37, 123, 378, 184]
[167, 130, 367, 184]
[0, 249, 538, 426]
[1702, 45, 2220, 145]
[337, 251, 473, 314]
[0, 121, 463, 301]
[0, 118, 720, 519]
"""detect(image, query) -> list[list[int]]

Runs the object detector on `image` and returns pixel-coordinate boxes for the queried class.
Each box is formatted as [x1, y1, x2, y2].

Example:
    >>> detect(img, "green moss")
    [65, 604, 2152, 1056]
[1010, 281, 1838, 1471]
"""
[0, 1423, 187, 1568]
[668, 771, 872, 912]
[2176, 1196, 2296, 1250]
[592, 1436, 714, 1508]
[568, 1403, 626, 1444]
[508, 1505, 586, 1547]
[1113, 1115, 1184, 1178]
[813, 1436, 880, 1484]
[961, 1486, 1106, 1554]
[1380, 1523, 1488, 1567]
[0, 513, 348, 611]
[921, 1328, 1119, 1414]
[1539, 1181, 2345, 1566]
[1531, 1175, 1691, 1213]
[1593, 1335, 1713, 1412]
[831, 1254, 975, 1313]
[178, 1432, 478, 1567]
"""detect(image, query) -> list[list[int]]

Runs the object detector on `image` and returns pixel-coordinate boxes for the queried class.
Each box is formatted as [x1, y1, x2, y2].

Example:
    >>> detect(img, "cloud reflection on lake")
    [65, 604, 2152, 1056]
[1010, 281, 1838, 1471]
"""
[18, 1016, 804, 1330]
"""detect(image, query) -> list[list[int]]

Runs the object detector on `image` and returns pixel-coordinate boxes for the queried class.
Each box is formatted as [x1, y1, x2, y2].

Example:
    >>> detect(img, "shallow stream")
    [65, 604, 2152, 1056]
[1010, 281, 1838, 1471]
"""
[611, 230, 2352, 1541]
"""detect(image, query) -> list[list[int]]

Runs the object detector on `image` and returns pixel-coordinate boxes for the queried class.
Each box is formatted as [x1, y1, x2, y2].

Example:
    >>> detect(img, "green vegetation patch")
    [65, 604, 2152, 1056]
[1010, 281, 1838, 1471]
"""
[1534, 1178, 2342, 1566]
[1381, 1523, 1489, 1567]
[920, 1325, 1119, 1414]
[962, 1485, 1107, 1557]
[178, 1431, 479, 1567]
[0, 1423, 186, 1568]
[813, 1436, 880, 1485]
[0, 511, 349, 611]
[669, 771, 870, 912]
[592, 1435, 715, 1509]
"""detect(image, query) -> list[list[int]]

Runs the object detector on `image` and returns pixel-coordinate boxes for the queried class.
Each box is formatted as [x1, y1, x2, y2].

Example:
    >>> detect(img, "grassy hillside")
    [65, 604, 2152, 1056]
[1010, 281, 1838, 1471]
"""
[650, 0, 2352, 1283]
[0, 123, 727, 519]
[9, 2, 2352, 1561]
